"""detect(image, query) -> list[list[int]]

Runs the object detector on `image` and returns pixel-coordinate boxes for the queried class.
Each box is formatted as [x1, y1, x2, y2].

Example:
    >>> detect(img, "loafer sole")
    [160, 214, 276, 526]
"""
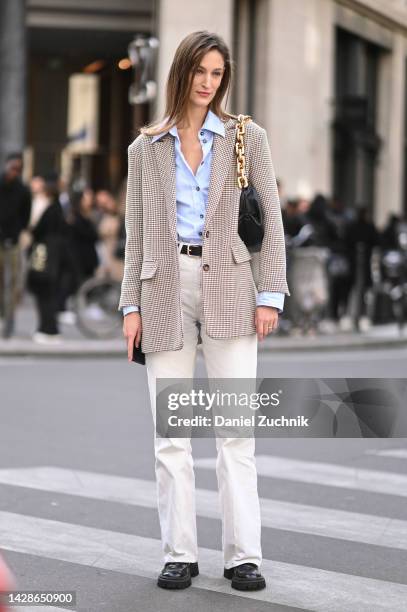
[157, 562, 199, 589]
[224, 567, 266, 590]
[231, 576, 266, 591]
[157, 576, 191, 589]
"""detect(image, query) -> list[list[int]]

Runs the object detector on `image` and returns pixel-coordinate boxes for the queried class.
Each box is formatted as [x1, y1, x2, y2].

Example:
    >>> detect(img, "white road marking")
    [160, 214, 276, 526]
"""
[1, 511, 406, 612]
[365, 448, 407, 459]
[194, 454, 407, 497]
[0, 466, 406, 550]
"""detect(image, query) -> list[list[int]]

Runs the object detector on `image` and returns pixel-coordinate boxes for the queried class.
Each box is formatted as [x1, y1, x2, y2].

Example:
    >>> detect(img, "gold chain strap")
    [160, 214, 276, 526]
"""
[235, 113, 252, 189]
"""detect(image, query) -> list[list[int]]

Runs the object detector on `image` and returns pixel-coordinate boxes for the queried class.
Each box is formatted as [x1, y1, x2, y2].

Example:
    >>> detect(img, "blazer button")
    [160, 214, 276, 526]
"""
[203, 264, 210, 271]
[205, 231, 209, 238]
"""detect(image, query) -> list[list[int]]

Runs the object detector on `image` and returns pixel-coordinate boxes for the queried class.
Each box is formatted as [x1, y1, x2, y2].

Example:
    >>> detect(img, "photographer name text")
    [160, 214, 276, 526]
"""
[167, 415, 309, 427]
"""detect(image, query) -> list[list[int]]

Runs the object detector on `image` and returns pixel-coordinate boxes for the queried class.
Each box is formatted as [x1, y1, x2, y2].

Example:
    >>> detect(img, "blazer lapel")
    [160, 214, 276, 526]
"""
[152, 117, 236, 243]
[205, 118, 236, 231]
[153, 135, 177, 242]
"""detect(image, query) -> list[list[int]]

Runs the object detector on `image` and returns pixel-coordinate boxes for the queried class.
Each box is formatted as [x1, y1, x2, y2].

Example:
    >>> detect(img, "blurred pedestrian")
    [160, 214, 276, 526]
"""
[0, 153, 32, 331]
[345, 206, 380, 326]
[328, 196, 355, 240]
[67, 189, 99, 282]
[26, 173, 67, 343]
[58, 176, 72, 219]
[345, 206, 379, 288]
[380, 213, 401, 250]
[302, 193, 338, 247]
[282, 198, 305, 237]
[94, 189, 121, 278]
[113, 178, 127, 263]
[55, 188, 97, 323]
[301, 193, 352, 328]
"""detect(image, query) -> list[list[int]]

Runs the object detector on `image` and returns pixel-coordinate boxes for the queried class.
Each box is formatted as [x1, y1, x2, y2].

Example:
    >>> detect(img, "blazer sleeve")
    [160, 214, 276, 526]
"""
[249, 125, 290, 296]
[118, 136, 144, 311]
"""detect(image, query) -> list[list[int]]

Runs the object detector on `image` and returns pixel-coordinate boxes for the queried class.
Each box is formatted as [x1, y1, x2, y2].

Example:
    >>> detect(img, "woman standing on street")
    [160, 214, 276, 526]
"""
[119, 31, 290, 591]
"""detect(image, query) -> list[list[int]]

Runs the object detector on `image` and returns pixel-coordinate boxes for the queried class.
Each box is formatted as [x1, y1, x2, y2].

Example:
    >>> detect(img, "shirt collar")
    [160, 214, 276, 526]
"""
[151, 109, 225, 143]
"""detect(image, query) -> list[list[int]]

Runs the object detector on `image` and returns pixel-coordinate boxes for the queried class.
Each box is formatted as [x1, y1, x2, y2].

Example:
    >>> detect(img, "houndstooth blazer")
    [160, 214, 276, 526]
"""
[118, 115, 290, 353]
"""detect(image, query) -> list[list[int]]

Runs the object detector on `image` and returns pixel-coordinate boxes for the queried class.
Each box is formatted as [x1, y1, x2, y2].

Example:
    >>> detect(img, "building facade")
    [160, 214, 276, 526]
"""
[0, 0, 406, 227]
[156, 0, 407, 228]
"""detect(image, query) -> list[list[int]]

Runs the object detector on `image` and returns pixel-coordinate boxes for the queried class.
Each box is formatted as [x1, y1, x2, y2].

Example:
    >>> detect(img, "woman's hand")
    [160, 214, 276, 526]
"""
[254, 306, 279, 341]
[123, 312, 142, 361]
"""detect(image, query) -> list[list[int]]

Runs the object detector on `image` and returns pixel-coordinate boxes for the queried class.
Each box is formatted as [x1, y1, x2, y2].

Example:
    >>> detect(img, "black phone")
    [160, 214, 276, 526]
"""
[132, 339, 145, 365]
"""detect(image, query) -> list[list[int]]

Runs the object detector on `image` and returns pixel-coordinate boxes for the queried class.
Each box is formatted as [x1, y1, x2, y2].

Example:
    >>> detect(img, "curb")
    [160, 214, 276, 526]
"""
[1, 333, 407, 357]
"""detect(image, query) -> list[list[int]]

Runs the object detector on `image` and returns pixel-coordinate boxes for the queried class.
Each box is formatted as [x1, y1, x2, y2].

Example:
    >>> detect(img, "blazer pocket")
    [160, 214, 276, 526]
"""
[140, 259, 158, 280]
[231, 240, 252, 264]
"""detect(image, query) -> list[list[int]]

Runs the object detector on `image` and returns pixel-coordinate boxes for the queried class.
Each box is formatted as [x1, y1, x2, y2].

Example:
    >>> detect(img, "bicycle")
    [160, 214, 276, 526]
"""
[74, 273, 123, 339]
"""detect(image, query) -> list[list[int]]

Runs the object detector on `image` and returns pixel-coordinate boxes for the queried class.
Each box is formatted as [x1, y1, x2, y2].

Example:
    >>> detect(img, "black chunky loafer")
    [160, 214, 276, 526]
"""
[224, 562, 266, 591]
[157, 561, 199, 589]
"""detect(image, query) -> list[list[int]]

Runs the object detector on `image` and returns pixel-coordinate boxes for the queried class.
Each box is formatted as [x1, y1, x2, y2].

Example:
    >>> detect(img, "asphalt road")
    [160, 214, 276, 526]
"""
[0, 348, 406, 612]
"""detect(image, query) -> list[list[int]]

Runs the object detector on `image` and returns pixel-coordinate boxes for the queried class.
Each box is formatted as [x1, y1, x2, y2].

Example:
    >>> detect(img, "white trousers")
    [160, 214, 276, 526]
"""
[145, 245, 262, 569]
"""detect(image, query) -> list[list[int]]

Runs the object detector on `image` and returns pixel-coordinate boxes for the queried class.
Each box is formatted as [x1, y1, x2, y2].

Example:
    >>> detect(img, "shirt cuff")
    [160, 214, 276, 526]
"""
[256, 292, 285, 313]
[122, 305, 140, 316]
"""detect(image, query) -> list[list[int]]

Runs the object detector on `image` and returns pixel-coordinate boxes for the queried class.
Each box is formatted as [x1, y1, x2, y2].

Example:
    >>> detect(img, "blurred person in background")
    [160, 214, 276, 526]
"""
[58, 176, 72, 219]
[276, 177, 287, 209]
[300, 193, 351, 331]
[379, 213, 402, 250]
[25, 173, 68, 343]
[20, 174, 50, 271]
[282, 198, 305, 237]
[94, 188, 122, 280]
[0, 153, 32, 331]
[301, 193, 338, 248]
[344, 205, 379, 329]
[56, 187, 98, 324]
[113, 178, 128, 264]
[28, 175, 49, 227]
[67, 188, 99, 282]
[328, 196, 355, 241]
[297, 196, 310, 216]
[327, 196, 356, 330]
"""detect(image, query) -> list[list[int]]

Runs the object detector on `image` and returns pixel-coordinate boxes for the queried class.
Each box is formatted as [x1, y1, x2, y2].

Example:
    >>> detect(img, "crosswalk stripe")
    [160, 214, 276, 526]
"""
[365, 448, 407, 459]
[1, 511, 406, 611]
[0, 466, 406, 550]
[194, 455, 407, 497]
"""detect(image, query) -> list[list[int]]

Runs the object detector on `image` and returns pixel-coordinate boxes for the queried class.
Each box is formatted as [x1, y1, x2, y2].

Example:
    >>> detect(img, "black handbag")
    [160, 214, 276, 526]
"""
[26, 236, 60, 289]
[235, 114, 264, 251]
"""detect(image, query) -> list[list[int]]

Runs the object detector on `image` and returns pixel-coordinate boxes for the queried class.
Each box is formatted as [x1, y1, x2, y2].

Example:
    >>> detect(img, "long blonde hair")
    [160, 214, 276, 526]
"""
[140, 30, 237, 137]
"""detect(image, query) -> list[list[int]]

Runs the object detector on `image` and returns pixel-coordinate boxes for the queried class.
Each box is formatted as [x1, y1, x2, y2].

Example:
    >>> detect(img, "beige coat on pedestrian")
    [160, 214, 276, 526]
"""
[118, 115, 290, 353]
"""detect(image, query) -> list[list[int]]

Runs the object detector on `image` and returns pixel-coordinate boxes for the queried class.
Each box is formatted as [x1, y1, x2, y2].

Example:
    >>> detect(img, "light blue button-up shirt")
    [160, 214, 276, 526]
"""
[123, 109, 284, 315]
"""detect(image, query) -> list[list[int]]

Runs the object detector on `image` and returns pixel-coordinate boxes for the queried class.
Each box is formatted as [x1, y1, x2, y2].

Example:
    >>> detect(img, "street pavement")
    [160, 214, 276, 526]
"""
[0, 350, 406, 611]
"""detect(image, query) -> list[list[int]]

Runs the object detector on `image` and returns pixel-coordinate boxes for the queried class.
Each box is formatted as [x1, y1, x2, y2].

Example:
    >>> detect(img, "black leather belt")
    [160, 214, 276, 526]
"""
[179, 243, 202, 256]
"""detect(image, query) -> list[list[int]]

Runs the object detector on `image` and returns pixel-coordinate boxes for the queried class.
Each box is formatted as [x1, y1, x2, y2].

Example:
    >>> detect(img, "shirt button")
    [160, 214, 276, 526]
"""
[196, 186, 200, 191]
[203, 264, 210, 271]
[200, 131, 204, 136]
[202, 138, 207, 143]
[198, 231, 202, 236]
[205, 230, 209, 238]
[200, 161, 204, 165]
[200, 214, 204, 218]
